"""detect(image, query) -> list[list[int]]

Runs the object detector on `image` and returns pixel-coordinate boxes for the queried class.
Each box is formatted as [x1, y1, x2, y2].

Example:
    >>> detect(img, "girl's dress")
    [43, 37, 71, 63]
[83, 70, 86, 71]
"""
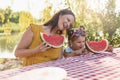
[64, 47, 73, 53]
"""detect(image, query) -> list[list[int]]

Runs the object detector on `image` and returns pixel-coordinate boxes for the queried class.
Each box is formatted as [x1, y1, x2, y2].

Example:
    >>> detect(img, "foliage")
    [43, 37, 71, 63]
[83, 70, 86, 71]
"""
[64, 0, 120, 47]
[111, 28, 120, 47]
[97, 0, 119, 39]
[0, 34, 21, 52]
[0, 7, 19, 26]
[3, 7, 12, 24]
[0, 27, 4, 33]
[0, 7, 36, 33]
[0, 12, 4, 25]
[39, 6, 52, 24]
[19, 11, 35, 31]
[9, 12, 19, 23]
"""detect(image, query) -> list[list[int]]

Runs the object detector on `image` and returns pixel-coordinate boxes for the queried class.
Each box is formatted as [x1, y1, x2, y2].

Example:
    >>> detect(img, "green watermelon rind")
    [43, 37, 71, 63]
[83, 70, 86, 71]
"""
[40, 32, 65, 48]
[85, 39, 109, 53]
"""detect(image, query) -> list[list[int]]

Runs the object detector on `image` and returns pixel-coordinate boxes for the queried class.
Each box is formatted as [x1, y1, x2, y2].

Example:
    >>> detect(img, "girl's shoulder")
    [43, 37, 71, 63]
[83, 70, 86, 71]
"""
[64, 47, 73, 53]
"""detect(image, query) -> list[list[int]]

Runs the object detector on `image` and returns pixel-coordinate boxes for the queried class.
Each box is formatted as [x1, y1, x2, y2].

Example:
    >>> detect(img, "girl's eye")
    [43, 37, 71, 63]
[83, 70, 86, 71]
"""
[78, 42, 81, 43]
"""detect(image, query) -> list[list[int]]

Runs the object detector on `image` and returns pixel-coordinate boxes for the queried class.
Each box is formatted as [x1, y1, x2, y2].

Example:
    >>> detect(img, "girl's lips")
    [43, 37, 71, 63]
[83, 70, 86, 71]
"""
[79, 46, 84, 48]
[79, 47, 82, 48]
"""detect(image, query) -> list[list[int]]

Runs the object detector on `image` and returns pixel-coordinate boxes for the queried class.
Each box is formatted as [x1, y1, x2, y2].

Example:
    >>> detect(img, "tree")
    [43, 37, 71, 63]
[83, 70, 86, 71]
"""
[98, 0, 118, 38]
[39, 6, 52, 24]
[64, 0, 103, 40]
[19, 11, 35, 32]
[3, 7, 12, 24]
[0, 12, 4, 26]
[9, 12, 19, 23]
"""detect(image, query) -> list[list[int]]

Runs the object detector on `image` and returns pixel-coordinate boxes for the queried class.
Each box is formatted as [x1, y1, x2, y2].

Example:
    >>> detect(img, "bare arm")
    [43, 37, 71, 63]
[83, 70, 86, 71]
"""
[63, 47, 91, 58]
[106, 45, 113, 52]
[15, 27, 51, 58]
[63, 51, 76, 58]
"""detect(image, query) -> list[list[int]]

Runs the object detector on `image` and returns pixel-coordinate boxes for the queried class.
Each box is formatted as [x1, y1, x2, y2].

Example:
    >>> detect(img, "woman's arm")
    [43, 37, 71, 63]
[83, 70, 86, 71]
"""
[15, 27, 51, 58]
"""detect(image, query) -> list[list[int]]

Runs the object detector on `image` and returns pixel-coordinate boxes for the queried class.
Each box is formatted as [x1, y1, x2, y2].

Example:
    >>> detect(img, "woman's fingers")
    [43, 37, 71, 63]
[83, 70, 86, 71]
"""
[39, 42, 51, 52]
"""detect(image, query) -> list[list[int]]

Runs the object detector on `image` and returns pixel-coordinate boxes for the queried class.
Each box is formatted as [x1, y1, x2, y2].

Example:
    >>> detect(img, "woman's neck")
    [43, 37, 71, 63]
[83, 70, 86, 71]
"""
[43, 26, 58, 35]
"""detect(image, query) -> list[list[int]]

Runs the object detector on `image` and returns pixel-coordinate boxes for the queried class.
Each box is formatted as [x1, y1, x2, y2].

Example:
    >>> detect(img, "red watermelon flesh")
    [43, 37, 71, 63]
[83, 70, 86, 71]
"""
[40, 32, 65, 48]
[86, 39, 109, 53]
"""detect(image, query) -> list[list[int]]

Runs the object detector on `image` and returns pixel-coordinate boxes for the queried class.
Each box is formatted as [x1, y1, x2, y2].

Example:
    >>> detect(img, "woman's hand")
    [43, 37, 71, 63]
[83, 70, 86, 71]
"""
[34, 42, 51, 53]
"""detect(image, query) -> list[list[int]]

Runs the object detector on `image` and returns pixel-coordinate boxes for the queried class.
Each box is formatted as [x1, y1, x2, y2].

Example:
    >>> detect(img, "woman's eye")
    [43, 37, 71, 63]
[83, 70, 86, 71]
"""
[67, 18, 70, 22]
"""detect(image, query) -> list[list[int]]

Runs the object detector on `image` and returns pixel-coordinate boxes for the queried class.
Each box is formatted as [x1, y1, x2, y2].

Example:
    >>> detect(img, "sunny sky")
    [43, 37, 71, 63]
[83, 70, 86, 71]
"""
[0, 0, 120, 19]
[0, 0, 66, 19]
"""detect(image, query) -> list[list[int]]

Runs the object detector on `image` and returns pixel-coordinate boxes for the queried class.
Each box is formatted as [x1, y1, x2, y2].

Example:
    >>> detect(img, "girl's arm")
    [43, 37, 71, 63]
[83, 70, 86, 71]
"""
[63, 48, 84, 58]
[63, 51, 76, 58]
[106, 45, 113, 52]
[82, 48, 94, 54]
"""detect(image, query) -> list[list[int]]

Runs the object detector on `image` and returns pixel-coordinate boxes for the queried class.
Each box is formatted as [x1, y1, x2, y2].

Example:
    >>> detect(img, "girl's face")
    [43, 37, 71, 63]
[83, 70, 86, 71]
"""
[70, 36, 85, 50]
[58, 14, 75, 30]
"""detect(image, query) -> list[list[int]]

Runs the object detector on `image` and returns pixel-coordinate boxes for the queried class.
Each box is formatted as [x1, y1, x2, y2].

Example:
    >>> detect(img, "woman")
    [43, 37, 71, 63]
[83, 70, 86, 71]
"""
[15, 9, 75, 66]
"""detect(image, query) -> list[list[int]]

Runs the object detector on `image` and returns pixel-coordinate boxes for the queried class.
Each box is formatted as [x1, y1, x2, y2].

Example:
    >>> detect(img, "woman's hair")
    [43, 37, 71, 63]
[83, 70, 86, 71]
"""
[43, 9, 75, 34]
[67, 26, 86, 41]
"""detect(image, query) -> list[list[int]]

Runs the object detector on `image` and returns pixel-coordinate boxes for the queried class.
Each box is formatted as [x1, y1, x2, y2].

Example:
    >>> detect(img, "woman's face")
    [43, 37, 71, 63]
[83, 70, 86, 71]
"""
[70, 36, 85, 50]
[58, 14, 75, 30]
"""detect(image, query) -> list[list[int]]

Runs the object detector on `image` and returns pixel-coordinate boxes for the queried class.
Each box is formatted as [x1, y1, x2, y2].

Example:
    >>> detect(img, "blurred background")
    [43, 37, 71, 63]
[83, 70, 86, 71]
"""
[0, 0, 120, 58]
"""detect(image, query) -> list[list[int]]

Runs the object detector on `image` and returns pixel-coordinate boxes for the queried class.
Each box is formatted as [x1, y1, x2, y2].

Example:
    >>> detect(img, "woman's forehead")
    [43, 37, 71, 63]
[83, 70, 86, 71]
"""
[62, 14, 75, 22]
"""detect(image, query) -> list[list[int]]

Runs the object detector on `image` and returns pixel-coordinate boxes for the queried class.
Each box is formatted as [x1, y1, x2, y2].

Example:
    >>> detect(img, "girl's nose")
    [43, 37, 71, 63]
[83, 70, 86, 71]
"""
[81, 43, 85, 47]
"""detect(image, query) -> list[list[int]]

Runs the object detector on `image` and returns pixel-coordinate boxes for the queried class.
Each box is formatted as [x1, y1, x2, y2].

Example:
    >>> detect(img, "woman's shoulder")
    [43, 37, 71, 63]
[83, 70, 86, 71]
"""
[30, 24, 43, 28]
[29, 23, 44, 32]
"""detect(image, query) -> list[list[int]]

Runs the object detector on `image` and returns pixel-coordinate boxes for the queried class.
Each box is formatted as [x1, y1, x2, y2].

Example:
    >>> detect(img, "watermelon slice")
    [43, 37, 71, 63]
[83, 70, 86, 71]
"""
[40, 32, 65, 48]
[85, 39, 109, 53]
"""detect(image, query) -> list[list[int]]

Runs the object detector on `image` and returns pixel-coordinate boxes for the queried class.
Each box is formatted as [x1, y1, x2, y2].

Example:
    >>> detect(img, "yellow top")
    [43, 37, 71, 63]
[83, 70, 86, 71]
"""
[23, 24, 62, 66]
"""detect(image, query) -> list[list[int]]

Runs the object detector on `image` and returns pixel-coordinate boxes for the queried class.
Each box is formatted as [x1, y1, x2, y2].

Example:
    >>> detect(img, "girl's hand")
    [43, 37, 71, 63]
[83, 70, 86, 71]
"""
[74, 47, 85, 55]
[82, 48, 93, 55]
[34, 42, 51, 53]
[106, 45, 113, 52]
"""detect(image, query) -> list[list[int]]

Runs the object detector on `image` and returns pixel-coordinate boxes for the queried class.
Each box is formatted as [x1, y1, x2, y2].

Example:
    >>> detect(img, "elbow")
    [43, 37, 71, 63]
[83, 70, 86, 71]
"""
[14, 50, 19, 57]
[14, 50, 23, 58]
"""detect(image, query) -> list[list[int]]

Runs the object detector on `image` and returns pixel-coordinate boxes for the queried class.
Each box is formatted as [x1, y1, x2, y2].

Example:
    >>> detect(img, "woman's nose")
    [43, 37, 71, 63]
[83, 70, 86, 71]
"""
[67, 22, 71, 28]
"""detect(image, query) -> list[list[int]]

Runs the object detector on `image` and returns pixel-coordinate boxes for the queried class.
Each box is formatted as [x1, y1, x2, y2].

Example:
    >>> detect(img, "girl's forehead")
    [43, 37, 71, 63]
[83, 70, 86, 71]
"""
[71, 36, 85, 42]
[76, 36, 85, 40]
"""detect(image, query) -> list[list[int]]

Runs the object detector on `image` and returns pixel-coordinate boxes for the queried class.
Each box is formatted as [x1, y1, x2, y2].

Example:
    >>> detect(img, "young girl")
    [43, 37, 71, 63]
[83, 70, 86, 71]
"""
[63, 26, 92, 58]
